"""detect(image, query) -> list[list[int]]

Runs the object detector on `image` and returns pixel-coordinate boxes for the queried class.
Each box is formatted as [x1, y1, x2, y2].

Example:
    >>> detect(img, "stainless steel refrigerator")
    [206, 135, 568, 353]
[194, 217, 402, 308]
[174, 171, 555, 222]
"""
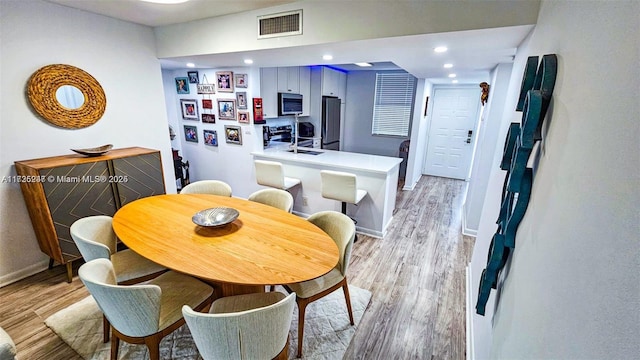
[321, 96, 341, 150]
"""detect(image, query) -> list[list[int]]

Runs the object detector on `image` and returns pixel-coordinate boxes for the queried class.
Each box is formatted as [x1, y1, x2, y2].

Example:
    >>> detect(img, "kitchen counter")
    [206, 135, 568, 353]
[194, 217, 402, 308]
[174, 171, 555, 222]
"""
[251, 147, 402, 237]
[252, 147, 402, 175]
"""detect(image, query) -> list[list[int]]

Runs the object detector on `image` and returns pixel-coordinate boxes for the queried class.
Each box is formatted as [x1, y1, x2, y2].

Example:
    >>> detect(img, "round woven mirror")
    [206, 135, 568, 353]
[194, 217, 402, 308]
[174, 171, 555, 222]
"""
[27, 64, 106, 129]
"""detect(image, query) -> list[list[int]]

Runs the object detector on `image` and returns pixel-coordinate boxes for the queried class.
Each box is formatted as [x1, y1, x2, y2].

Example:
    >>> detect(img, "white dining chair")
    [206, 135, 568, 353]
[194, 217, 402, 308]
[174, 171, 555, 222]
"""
[183, 292, 295, 360]
[248, 188, 294, 213]
[180, 180, 233, 196]
[254, 160, 301, 190]
[70, 215, 167, 342]
[79, 258, 214, 360]
[284, 210, 356, 358]
[0, 326, 17, 360]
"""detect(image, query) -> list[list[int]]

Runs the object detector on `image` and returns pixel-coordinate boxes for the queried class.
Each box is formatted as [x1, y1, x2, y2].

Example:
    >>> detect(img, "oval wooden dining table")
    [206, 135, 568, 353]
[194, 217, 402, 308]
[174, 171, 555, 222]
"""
[112, 194, 339, 297]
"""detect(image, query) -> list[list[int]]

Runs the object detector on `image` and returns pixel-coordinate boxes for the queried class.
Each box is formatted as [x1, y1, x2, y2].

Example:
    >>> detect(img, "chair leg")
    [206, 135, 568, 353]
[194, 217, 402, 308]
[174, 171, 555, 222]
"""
[296, 299, 309, 358]
[103, 315, 110, 343]
[110, 330, 120, 360]
[144, 334, 162, 360]
[342, 281, 355, 325]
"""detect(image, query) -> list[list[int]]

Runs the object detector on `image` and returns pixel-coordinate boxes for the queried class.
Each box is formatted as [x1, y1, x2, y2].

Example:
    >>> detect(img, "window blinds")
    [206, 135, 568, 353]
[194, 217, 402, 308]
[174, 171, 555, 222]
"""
[372, 73, 416, 137]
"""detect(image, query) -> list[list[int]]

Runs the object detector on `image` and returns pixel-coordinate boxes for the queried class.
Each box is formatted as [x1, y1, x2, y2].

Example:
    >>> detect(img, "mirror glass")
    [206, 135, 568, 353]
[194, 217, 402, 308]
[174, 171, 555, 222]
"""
[55, 85, 85, 109]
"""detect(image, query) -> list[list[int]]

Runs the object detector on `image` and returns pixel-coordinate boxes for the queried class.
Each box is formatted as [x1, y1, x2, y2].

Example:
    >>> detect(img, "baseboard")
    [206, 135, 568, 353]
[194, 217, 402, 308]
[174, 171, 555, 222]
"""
[0, 259, 49, 287]
[461, 208, 478, 237]
[466, 265, 475, 360]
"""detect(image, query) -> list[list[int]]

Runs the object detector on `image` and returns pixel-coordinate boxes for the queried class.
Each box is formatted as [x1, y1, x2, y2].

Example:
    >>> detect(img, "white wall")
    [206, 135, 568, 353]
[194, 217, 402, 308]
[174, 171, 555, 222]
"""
[404, 79, 432, 190]
[0, 0, 175, 285]
[155, 0, 541, 59]
[163, 67, 267, 199]
[343, 71, 410, 157]
[463, 62, 514, 236]
[470, 1, 639, 358]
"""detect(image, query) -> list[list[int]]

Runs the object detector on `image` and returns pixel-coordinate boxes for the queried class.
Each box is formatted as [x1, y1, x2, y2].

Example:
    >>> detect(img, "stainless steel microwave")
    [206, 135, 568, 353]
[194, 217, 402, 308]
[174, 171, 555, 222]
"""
[278, 93, 303, 116]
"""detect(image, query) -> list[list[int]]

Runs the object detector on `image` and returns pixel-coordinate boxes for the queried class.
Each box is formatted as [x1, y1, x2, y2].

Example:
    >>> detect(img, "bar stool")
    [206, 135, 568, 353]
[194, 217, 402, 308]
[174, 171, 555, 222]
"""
[320, 169, 367, 222]
[254, 160, 301, 190]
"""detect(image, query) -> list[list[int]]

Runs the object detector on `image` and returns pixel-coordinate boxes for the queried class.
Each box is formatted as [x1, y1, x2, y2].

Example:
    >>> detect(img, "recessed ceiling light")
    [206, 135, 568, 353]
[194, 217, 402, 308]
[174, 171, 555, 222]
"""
[244, 59, 254, 64]
[186, 63, 195, 68]
[452, 80, 459, 84]
[443, 63, 453, 68]
[434, 46, 448, 53]
[355, 62, 372, 67]
[140, 0, 190, 4]
[323, 54, 333, 60]
[448, 73, 457, 78]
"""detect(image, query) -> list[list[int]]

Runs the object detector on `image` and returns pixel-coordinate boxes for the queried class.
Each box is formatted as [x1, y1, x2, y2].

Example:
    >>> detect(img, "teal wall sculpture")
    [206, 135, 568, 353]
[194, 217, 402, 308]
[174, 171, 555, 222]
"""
[476, 54, 557, 316]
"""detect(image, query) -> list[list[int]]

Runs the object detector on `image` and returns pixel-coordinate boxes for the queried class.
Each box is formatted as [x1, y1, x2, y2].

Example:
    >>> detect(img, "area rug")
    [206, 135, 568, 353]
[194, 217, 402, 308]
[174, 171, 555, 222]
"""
[45, 285, 372, 360]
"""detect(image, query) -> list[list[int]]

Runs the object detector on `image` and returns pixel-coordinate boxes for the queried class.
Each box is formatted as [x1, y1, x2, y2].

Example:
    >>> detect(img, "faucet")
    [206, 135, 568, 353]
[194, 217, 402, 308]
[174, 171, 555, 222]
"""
[293, 113, 300, 154]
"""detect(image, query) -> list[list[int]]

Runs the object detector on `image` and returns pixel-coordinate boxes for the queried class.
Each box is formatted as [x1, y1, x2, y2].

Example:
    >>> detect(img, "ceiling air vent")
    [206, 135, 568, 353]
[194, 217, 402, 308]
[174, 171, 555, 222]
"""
[258, 10, 302, 39]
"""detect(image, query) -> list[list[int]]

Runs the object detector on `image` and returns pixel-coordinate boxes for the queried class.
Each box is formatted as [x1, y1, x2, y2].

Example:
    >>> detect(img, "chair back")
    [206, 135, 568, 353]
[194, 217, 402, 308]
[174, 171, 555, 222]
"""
[307, 211, 355, 275]
[70, 215, 117, 261]
[320, 170, 358, 203]
[180, 180, 232, 197]
[0, 325, 17, 360]
[78, 259, 162, 338]
[182, 293, 295, 360]
[248, 188, 294, 213]
[254, 160, 285, 189]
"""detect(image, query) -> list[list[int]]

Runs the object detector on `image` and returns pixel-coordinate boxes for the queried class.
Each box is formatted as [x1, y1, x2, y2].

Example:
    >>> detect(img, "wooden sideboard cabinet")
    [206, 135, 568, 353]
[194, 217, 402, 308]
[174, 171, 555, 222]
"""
[15, 147, 166, 282]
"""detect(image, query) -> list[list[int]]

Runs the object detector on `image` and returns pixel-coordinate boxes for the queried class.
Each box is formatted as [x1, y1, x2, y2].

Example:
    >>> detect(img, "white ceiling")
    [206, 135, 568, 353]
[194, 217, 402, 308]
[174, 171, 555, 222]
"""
[46, 0, 534, 84]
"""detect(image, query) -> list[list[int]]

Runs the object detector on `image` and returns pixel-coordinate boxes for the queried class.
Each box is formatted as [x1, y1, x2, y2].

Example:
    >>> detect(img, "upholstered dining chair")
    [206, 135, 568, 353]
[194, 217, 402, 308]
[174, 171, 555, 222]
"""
[183, 292, 296, 360]
[284, 210, 356, 358]
[78, 258, 215, 360]
[248, 188, 294, 213]
[254, 160, 301, 190]
[180, 179, 233, 196]
[0, 325, 17, 360]
[71, 215, 168, 342]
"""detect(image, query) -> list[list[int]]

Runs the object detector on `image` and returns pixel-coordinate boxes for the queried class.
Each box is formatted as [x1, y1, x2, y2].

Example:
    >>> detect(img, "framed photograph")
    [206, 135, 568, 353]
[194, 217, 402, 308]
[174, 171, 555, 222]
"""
[175, 77, 189, 94]
[224, 125, 242, 145]
[187, 71, 199, 84]
[197, 83, 215, 94]
[180, 99, 199, 120]
[217, 99, 236, 120]
[202, 99, 213, 109]
[216, 71, 234, 92]
[184, 125, 198, 143]
[235, 73, 248, 88]
[203, 129, 218, 146]
[201, 113, 216, 124]
[236, 92, 248, 109]
[238, 111, 250, 124]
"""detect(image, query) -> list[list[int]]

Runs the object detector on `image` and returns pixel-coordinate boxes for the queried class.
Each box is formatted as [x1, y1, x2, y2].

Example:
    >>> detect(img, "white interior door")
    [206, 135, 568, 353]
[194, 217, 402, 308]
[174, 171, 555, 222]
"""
[423, 87, 481, 180]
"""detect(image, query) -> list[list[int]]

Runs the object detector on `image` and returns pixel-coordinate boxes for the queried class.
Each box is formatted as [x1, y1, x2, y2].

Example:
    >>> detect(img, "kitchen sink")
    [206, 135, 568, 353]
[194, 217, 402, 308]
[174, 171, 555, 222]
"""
[286, 149, 323, 155]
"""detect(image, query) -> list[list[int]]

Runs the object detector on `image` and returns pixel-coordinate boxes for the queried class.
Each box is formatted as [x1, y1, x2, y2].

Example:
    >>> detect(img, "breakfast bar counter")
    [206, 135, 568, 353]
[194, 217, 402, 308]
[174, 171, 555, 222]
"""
[251, 148, 402, 237]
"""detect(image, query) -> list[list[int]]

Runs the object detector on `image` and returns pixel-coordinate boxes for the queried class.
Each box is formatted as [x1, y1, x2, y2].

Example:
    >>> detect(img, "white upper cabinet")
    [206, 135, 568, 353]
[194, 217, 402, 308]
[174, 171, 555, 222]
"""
[321, 67, 347, 100]
[277, 67, 300, 93]
[260, 67, 278, 118]
[261, 66, 311, 118]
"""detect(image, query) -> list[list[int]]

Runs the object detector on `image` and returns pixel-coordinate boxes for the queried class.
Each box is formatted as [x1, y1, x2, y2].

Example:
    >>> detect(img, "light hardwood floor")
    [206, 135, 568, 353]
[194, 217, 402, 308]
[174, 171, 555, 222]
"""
[0, 175, 473, 359]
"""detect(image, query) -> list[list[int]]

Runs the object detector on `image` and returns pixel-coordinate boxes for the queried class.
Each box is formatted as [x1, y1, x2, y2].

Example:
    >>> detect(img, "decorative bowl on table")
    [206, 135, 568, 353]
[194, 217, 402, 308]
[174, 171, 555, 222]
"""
[70, 144, 113, 157]
[192, 207, 239, 227]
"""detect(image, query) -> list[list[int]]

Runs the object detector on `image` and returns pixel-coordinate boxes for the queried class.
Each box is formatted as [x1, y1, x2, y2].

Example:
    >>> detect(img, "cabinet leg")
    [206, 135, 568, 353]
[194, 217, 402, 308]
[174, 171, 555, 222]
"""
[66, 261, 73, 283]
[48, 258, 54, 269]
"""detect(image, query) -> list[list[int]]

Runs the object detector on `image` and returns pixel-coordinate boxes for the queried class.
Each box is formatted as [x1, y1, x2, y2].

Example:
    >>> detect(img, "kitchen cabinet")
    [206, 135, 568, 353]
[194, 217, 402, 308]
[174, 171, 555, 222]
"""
[260, 66, 311, 118]
[321, 67, 347, 99]
[277, 67, 300, 93]
[14, 147, 166, 282]
[260, 67, 278, 118]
